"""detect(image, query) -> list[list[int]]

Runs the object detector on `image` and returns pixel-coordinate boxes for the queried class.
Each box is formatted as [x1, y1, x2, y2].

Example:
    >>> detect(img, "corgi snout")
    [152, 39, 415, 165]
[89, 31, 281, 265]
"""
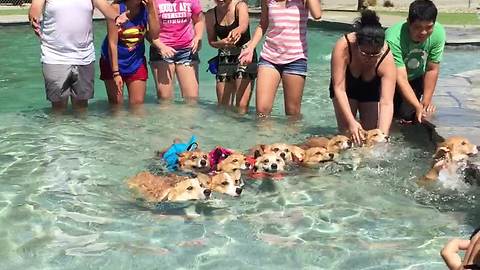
[204, 188, 212, 197]
[329, 153, 334, 159]
[200, 159, 207, 166]
[271, 163, 278, 170]
[235, 187, 243, 195]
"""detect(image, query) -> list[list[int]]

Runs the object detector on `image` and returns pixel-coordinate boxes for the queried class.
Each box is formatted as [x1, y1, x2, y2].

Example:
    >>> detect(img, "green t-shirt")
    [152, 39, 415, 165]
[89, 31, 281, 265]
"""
[385, 21, 446, 80]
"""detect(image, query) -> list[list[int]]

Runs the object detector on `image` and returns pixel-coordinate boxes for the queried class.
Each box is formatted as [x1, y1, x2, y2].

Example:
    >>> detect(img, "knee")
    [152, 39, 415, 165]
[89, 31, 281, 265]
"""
[285, 104, 301, 115]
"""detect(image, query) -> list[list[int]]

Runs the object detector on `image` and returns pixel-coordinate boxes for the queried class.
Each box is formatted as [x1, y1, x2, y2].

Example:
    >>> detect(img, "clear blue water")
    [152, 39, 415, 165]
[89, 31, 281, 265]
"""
[0, 21, 479, 269]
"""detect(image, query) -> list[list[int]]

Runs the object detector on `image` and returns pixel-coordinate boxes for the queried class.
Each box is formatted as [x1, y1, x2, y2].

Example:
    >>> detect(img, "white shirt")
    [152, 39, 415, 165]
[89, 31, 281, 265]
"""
[41, 0, 95, 65]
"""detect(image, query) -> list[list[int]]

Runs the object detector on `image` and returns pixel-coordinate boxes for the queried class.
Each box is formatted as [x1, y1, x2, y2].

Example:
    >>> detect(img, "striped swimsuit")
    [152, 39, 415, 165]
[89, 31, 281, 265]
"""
[261, 0, 308, 64]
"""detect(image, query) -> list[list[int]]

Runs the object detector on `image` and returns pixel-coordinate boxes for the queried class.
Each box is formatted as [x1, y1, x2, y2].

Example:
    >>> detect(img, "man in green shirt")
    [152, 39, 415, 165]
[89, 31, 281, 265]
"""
[385, 0, 445, 123]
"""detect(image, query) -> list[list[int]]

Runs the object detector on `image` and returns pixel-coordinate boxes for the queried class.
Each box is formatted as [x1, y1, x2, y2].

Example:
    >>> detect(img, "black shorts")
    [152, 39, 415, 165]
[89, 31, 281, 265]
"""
[393, 76, 424, 121]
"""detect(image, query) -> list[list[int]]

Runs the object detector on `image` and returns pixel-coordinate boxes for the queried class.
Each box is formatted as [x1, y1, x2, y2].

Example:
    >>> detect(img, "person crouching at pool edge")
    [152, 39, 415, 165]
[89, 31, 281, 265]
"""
[329, 10, 396, 145]
[385, 0, 446, 124]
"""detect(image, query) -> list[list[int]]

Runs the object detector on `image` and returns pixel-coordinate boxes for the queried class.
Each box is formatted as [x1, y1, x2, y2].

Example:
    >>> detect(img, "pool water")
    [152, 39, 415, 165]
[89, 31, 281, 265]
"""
[0, 21, 479, 269]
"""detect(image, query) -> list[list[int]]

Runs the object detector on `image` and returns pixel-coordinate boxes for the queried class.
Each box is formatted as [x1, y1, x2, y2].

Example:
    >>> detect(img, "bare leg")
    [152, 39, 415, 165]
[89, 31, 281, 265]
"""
[104, 80, 123, 105]
[126, 80, 146, 105]
[72, 98, 88, 114]
[282, 73, 305, 117]
[358, 102, 379, 130]
[332, 97, 359, 135]
[216, 80, 226, 104]
[235, 77, 253, 114]
[151, 61, 176, 101]
[51, 100, 68, 114]
[256, 66, 281, 117]
[176, 64, 199, 104]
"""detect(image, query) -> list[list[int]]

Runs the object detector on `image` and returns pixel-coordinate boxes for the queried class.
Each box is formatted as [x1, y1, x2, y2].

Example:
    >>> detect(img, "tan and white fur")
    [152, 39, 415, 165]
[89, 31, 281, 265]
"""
[197, 170, 243, 197]
[254, 152, 286, 173]
[127, 172, 211, 202]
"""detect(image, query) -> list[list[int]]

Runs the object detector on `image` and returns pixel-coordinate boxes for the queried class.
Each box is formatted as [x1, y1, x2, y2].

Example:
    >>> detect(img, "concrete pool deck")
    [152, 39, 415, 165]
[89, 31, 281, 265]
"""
[0, 9, 479, 144]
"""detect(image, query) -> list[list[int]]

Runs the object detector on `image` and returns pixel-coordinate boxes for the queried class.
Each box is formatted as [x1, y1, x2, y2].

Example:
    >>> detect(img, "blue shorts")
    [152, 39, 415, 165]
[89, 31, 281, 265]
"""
[258, 57, 307, 77]
[149, 46, 195, 65]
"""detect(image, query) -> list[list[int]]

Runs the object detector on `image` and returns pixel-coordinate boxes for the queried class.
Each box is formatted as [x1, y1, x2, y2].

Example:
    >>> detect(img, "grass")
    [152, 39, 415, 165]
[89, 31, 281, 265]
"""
[0, 8, 28, 16]
[377, 11, 480, 25]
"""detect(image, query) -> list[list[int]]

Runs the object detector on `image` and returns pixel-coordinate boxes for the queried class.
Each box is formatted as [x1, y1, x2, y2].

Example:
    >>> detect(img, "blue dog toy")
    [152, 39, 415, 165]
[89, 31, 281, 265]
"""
[162, 135, 198, 171]
[206, 56, 219, 75]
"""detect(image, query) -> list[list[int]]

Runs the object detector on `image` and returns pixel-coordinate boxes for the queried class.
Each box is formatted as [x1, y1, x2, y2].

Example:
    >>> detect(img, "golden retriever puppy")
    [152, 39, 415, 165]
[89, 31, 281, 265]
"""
[302, 147, 335, 167]
[264, 143, 305, 163]
[127, 172, 211, 202]
[197, 170, 243, 197]
[327, 135, 353, 153]
[178, 150, 210, 172]
[254, 152, 286, 173]
[361, 129, 390, 147]
[217, 153, 252, 172]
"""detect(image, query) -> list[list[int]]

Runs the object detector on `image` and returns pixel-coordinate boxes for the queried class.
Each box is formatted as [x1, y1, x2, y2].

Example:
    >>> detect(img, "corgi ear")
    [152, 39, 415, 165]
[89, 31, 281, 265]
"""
[433, 147, 450, 161]
[254, 150, 262, 159]
[253, 165, 258, 172]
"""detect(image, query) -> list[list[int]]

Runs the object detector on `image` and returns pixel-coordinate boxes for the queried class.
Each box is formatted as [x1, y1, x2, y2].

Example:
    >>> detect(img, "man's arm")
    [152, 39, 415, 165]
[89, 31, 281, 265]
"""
[396, 67, 424, 123]
[28, 0, 46, 37]
[422, 61, 440, 113]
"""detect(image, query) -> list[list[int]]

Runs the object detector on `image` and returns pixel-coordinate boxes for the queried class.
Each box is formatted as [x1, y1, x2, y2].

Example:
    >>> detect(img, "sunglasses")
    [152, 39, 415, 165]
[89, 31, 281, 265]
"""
[357, 44, 383, 57]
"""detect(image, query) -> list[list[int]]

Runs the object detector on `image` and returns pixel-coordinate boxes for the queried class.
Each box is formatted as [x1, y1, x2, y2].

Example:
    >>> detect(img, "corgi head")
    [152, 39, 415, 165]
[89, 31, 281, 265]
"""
[178, 150, 210, 172]
[197, 171, 243, 197]
[217, 153, 252, 172]
[264, 143, 305, 163]
[361, 129, 390, 146]
[439, 136, 478, 162]
[327, 135, 353, 153]
[302, 147, 335, 167]
[254, 153, 286, 173]
[127, 172, 211, 202]
[304, 136, 330, 149]
[167, 177, 212, 202]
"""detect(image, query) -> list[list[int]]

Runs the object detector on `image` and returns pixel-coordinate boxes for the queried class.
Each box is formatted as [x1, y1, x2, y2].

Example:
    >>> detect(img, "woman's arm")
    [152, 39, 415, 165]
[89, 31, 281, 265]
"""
[376, 49, 396, 135]
[191, 12, 205, 54]
[28, 0, 46, 37]
[239, 0, 268, 64]
[331, 37, 355, 126]
[205, 9, 228, 49]
[106, 4, 123, 93]
[305, 0, 322, 20]
[146, 0, 159, 43]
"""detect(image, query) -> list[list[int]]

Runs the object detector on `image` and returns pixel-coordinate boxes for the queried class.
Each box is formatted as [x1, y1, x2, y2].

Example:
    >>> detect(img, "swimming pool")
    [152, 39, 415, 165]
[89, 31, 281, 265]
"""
[0, 21, 479, 269]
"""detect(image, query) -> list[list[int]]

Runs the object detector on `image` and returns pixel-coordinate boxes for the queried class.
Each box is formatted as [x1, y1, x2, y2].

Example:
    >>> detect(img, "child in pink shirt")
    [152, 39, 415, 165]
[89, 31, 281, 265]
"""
[150, 0, 204, 103]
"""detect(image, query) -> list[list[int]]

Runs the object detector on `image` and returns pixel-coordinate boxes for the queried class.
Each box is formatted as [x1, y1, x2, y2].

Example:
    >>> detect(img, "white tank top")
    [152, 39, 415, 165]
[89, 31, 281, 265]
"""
[41, 0, 95, 65]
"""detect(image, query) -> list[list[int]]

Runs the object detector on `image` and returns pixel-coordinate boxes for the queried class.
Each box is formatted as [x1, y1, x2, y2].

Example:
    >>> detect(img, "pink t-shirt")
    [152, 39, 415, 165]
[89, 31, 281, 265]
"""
[154, 0, 202, 49]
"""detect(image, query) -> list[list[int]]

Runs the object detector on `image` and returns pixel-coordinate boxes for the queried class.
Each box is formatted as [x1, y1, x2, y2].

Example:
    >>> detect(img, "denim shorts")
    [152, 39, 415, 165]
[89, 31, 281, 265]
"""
[149, 46, 195, 65]
[258, 57, 307, 76]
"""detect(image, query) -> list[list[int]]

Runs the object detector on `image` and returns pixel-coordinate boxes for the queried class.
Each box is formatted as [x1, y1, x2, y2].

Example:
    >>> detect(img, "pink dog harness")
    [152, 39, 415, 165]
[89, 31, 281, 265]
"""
[208, 146, 234, 171]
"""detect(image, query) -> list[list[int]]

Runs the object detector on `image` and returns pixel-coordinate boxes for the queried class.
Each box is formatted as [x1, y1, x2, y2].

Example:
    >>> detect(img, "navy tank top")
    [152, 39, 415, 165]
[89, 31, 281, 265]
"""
[329, 34, 390, 102]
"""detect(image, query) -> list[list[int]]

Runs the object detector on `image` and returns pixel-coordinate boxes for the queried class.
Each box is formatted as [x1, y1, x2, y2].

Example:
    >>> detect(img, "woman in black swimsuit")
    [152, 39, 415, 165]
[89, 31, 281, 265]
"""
[205, 0, 257, 114]
[330, 10, 396, 145]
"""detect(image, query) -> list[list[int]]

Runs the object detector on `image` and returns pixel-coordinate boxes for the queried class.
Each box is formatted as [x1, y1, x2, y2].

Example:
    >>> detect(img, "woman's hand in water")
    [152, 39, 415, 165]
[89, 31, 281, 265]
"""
[347, 120, 364, 146]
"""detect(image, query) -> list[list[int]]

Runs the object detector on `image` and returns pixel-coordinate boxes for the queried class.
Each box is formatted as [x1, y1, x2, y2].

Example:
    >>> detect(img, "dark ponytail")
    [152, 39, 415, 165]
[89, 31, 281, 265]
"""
[353, 10, 385, 48]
